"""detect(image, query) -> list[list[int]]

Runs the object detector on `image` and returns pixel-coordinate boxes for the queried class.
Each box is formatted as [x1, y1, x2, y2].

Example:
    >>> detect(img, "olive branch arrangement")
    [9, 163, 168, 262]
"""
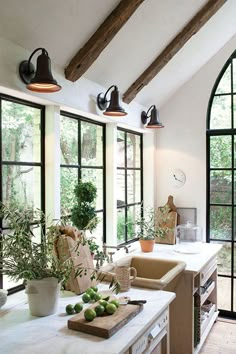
[0, 203, 120, 294]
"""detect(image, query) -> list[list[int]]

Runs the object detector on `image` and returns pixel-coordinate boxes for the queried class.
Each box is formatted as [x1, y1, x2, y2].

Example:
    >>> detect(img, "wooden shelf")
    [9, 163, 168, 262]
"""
[200, 281, 215, 306]
[194, 308, 218, 354]
[201, 303, 216, 335]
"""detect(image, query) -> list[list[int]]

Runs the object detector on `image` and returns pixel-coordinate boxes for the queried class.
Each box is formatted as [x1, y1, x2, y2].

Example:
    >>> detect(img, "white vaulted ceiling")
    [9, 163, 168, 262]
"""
[0, 0, 235, 107]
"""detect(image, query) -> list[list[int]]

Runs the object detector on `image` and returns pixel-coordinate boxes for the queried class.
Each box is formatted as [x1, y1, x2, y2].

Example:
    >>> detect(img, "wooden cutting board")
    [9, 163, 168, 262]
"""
[68, 303, 143, 338]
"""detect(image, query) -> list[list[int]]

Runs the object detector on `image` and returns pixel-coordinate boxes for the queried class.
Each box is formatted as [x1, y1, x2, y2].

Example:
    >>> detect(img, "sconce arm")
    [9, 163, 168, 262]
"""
[27, 47, 48, 73]
[103, 85, 117, 102]
[146, 104, 156, 118]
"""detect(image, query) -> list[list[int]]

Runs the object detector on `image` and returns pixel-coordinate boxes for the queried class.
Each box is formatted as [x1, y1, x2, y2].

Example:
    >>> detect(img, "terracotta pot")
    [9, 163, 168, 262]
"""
[139, 239, 155, 252]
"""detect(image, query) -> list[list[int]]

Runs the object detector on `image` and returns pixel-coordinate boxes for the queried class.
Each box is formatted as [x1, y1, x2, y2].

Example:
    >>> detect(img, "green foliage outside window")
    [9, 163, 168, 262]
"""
[117, 210, 134, 243]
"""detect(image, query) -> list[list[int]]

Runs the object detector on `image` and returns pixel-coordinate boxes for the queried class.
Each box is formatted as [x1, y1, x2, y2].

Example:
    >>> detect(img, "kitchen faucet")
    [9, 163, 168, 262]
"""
[102, 243, 130, 263]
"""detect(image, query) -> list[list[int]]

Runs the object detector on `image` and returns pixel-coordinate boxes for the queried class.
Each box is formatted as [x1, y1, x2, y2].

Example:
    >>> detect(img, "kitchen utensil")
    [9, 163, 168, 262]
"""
[118, 296, 147, 305]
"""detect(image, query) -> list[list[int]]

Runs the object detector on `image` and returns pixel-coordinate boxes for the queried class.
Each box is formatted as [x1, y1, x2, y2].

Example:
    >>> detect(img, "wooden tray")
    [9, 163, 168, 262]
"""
[68, 303, 143, 338]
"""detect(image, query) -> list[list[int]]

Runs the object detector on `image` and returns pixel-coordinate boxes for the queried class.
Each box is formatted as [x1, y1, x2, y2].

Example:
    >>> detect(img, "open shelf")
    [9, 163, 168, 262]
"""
[201, 303, 216, 335]
[200, 281, 215, 306]
[194, 308, 218, 354]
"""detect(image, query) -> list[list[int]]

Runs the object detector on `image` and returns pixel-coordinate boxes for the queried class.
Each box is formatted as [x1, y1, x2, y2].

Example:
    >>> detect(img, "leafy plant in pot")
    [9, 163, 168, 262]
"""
[129, 205, 172, 252]
[0, 204, 73, 317]
[70, 180, 99, 235]
[70, 180, 107, 261]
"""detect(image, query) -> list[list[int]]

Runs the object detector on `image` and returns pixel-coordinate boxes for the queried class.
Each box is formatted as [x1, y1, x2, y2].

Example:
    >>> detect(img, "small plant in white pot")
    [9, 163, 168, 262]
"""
[0, 204, 72, 317]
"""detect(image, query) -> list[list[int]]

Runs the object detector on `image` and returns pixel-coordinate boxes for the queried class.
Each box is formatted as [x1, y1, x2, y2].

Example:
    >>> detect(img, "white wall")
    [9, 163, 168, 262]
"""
[156, 34, 236, 239]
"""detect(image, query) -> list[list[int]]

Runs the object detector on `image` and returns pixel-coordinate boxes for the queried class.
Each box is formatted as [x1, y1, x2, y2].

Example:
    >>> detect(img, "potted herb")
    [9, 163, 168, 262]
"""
[130, 205, 171, 252]
[0, 204, 72, 316]
[71, 180, 99, 234]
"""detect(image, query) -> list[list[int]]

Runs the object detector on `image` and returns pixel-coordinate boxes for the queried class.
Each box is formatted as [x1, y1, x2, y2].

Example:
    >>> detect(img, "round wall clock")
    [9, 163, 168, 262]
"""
[169, 169, 186, 188]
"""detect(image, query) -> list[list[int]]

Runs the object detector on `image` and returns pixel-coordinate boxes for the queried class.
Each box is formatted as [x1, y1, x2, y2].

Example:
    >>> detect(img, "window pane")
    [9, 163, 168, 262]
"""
[81, 121, 103, 166]
[60, 115, 78, 165]
[210, 136, 231, 168]
[210, 206, 231, 240]
[117, 208, 125, 244]
[60, 167, 78, 216]
[92, 212, 103, 247]
[234, 243, 236, 276]
[233, 59, 236, 93]
[127, 133, 141, 168]
[234, 279, 236, 312]
[210, 96, 231, 129]
[3, 276, 22, 290]
[234, 95, 236, 129]
[117, 131, 125, 167]
[2, 100, 41, 162]
[127, 206, 138, 241]
[2, 165, 41, 209]
[127, 170, 141, 204]
[216, 65, 231, 94]
[218, 277, 231, 311]
[234, 136, 236, 168]
[81, 169, 103, 210]
[117, 170, 125, 206]
[210, 170, 232, 204]
[215, 242, 232, 276]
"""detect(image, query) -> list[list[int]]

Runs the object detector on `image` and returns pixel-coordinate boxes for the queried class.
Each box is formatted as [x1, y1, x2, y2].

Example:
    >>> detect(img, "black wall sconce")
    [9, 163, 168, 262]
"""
[19, 48, 61, 93]
[97, 85, 127, 116]
[141, 105, 164, 129]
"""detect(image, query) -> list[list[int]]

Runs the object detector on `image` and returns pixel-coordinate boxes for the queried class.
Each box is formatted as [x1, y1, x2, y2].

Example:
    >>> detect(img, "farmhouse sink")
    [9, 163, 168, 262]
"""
[100, 256, 186, 292]
[129, 256, 186, 291]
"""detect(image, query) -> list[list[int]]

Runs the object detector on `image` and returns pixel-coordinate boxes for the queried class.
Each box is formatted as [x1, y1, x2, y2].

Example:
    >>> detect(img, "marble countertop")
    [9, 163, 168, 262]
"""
[113, 242, 222, 275]
[0, 286, 175, 354]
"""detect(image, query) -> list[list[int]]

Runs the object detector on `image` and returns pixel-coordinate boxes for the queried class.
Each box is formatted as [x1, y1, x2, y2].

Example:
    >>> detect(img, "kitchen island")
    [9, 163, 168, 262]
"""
[111, 242, 222, 354]
[0, 286, 175, 354]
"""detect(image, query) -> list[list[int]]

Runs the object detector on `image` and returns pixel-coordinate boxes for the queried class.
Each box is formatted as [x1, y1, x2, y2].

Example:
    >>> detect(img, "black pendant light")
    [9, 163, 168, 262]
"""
[97, 85, 127, 116]
[19, 48, 61, 93]
[141, 105, 164, 129]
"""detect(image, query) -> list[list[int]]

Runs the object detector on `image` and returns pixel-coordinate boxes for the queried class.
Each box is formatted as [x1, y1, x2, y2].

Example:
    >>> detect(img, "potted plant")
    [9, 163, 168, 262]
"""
[70, 180, 107, 260]
[0, 204, 120, 316]
[130, 205, 172, 252]
[70, 180, 99, 235]
[0, 203, 73, 317]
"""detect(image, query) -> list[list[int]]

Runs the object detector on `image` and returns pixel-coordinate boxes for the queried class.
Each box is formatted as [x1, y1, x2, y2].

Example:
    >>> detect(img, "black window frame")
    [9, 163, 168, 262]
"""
[206, 49, 236, 318]
[0, 93, 45, 294]
[60, 111, 106, 242]
[116, 127, 143, 245]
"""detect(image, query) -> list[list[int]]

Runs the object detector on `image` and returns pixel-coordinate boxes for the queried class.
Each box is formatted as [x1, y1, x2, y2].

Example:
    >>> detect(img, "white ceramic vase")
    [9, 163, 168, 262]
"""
[0, 289, 8, 308]
[25, 277, 60, 317]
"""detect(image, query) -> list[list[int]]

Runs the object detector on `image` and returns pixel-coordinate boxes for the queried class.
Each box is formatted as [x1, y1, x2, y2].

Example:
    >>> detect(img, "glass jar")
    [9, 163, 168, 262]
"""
[175, 221, 202, 244]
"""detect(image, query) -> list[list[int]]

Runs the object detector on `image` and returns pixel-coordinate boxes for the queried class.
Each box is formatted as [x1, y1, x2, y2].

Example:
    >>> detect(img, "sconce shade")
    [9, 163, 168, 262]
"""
[97, 85, 127, 116]
[141, 105, 164, 129]
[19, 48, 61, 93]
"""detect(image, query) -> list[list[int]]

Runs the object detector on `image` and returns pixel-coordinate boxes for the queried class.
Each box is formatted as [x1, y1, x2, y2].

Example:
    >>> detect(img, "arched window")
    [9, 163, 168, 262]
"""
[207, 50, 236, 318]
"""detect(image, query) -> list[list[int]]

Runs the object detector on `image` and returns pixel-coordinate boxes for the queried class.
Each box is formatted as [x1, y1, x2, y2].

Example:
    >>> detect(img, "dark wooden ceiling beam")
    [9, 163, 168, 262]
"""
[123, 0, 227, 104]
[65, 0, 144, 82]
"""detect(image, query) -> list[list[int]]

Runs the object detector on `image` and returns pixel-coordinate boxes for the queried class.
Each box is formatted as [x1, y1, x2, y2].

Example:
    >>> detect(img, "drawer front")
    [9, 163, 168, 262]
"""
[129, 309, 168, 354]
[200, 257, 217, 286]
